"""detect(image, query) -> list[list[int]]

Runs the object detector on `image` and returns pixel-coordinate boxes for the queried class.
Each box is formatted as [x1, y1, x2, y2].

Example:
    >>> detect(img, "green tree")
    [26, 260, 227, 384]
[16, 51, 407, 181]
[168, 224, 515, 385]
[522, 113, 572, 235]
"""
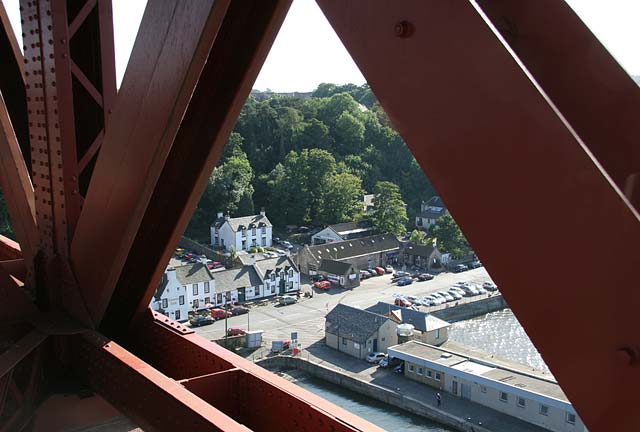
[370, 181, 408, 237]
[430, 214, 471, 258]
[334, 111, 365, 155]
[409, 229, 429, 245]
[319, 173, 364, 224]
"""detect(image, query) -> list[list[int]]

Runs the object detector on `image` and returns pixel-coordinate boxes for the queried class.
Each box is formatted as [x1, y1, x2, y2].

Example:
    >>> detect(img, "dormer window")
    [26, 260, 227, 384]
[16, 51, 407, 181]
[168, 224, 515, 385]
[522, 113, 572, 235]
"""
[289, 269, 293, 277]
[271, 273, 275, 281]
[252, 227, 256, 235]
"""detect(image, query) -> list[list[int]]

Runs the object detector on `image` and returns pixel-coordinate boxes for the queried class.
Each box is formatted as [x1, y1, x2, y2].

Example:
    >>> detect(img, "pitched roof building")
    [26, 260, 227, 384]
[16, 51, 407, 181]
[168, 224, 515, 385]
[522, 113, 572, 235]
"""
[416, 195, 448, 230]
[366, 302, 450, 345]
[311, 221, 375, 245]
[211, 209, 273, 252]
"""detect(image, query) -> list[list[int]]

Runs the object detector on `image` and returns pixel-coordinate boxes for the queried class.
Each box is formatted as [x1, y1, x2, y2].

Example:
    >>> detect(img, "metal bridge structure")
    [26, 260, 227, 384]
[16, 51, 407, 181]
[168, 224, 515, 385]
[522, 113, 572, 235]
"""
[0, 0, 638, 430]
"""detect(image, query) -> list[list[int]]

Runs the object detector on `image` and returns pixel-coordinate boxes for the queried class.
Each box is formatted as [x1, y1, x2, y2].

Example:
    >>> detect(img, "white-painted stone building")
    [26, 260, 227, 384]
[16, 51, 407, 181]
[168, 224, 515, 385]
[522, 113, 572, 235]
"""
[151, 263, 214, 322]
[211, 209, 272, 252]
[415, 196, 447, 230]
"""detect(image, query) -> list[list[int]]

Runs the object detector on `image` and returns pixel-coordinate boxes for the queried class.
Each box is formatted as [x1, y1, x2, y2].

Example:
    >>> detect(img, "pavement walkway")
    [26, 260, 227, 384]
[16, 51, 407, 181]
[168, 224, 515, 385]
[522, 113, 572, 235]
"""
[271, 343, 551, 432]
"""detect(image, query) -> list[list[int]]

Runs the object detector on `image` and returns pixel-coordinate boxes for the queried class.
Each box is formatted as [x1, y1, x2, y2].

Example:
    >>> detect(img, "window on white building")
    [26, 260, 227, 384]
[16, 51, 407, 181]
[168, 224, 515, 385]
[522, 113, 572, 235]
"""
[408, 364, 414, 373]
[539, 404, 549, 416]
[517, 397, 526, 408]
[252, 227, 256, 235]
[289, 269, 293, 277]
[436, 328, 441, 339]
[217, 293, 222, 303]
[271, 285, 275, 294]
[175, 310, 180, 320]
[262, 226, 266, 234]
[205, 297, 210, 304]
[288, 282, 293, 290]
[342, 337, 347, 345]
[417, 367, 423, 376]
[435, 372, 441, 381]
[480, 385, 487, 393]
[242, 228, 246, 237]
[225, 292, 231, 301]
[193, 299, 199, 308]
[271, 273, 276, 282]
[179, 295, 184, 305]
[162, 299, 168, 308]
[427, 370, 432, 378]
[500, 392, 508, 402]
[242, 240, 246, 249]
[566, 412, 576, 424]
[262, 237, 266, 246]
[204, 282, 210, 293]
[255, 286, 260, 297]
[192, 284, 198, 295]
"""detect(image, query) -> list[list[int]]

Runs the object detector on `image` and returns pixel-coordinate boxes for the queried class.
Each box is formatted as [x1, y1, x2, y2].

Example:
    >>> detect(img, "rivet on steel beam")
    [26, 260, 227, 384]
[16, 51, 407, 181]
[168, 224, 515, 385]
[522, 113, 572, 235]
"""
[394, 20, 413, 38]
[615, 345, 639, 367]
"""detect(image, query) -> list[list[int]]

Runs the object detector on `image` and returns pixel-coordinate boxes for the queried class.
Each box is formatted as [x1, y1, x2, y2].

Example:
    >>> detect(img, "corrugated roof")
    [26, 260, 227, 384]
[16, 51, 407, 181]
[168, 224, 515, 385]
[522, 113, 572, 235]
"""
[174, 263, 213, 285]
[213, 266, 262, 292]
[325, 304, 389, 343]
[307, 234, 399, 261]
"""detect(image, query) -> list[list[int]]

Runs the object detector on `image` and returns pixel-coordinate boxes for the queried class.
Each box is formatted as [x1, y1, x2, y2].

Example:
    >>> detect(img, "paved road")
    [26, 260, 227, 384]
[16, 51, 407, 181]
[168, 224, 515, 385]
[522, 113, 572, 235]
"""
[193, 267, 493, 348]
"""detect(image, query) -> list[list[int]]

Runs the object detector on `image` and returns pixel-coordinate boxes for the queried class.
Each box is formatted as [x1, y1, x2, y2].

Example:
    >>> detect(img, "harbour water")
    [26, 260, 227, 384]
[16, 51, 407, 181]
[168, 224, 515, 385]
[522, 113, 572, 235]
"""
[448, 308, 550, 373]
[296, 376, 454, 432]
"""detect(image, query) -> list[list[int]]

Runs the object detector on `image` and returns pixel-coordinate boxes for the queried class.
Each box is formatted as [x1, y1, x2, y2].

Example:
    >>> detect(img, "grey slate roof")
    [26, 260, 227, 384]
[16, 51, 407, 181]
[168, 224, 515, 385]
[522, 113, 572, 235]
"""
[404, 243, 436, 257]
[417, 209, 445, 219]
[213, 213, 272, 231]
[318, 259, 353, 276]
[255, 256, 297, 278]
[328, 221, 374, 236]
[307, 234, 399, 262]
[325, 304, 389, 343]
[175, 263, 214, 285]
[426, 196, 445, 208]
[365, 302, 449, 333]
[213, 266, 263, 292]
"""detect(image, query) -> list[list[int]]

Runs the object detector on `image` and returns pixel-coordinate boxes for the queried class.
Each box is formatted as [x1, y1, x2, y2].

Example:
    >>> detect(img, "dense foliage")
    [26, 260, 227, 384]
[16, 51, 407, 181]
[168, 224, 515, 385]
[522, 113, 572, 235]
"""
[182, 83, 435, 240]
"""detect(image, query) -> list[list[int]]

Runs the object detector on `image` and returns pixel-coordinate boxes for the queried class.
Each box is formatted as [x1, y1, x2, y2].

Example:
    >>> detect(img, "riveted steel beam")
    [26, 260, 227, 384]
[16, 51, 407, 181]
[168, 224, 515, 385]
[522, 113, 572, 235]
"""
[100, 0, 292, 336]
[476, 0, 640, 209]
[317, 1, 640, 430]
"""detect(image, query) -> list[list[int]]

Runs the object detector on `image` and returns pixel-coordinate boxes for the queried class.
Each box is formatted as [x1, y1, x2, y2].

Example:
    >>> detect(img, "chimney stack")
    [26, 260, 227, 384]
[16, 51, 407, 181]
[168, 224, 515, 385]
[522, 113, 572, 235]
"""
[260, 207, 266, 217]
[217, 211, 223, 219]
[225, 212, 230, 221]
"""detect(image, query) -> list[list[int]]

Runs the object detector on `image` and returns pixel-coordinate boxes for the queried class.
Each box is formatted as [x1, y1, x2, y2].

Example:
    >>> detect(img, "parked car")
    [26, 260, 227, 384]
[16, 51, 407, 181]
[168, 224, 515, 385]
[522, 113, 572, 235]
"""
[461, 284, 480, 296]
[393, 271, 410, 279]
[449, 286, 465, 296]
[281, 241, 294, 250]
[438, 291, 455, 302]
[210, 308, 232, 320]
[476, 285, 488, 295]
[227, 326, 246, 336]
[469, 260, 482, 269]
[426, 294, 444, 305]
[311, 274, 326, 282]
[359, 270, 371, 280]
[374, 267, 386, 275]
[379, 356, 403, 368]
[366, 352, 386, 364]
[483, 281, 498, 291]
[420, 297, 435, 307]
[276, 250, 287, 256]
[384, 265, 394, 273]
[397, 276, 413, 286]
[314, 280, 331, 290]
[452, 264, 468, 273]
[189, 315, 214, 327]
[278, 295, 297, 305]
[231, 306, 249, 315]
[367, 269, 378, 276]
[394, 363, 405, 374]
[417, 273, 434, 281]
[394, 297, 412, 307]
[207, 261, 224, 270]
[447, 289, 463, 300]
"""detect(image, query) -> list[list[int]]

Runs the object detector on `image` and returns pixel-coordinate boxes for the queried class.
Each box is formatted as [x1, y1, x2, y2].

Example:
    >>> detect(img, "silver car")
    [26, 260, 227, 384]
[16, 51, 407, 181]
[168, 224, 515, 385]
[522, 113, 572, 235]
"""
[438, 291, 455, 302]
[447, 289, 463, 300]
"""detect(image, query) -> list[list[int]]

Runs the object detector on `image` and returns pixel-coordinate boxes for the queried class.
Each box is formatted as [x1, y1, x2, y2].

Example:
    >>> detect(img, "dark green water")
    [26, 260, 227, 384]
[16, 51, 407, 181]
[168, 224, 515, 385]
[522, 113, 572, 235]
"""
[295, 376, 454, 432]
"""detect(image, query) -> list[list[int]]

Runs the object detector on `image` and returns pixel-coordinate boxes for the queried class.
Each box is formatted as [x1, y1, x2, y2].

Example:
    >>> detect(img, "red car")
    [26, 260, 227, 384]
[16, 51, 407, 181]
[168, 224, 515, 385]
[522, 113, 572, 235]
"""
[394, 297, 412, 307]
[210, 308, 232, 320]
[314, 280, 331, 290]
[207, 262, 224, 270]
[227, 326, 246, 336]
[374, 267, 386, 275]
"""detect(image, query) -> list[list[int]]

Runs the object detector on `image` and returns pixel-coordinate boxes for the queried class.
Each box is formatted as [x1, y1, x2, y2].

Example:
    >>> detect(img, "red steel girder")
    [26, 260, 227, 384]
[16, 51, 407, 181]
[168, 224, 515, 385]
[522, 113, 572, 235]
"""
[0, 91, 37, 267]
[317, 0, 640, 430]
[476, 0, 640, 207]
[102, 0, 293, 337]
[71, 0, 233, 326]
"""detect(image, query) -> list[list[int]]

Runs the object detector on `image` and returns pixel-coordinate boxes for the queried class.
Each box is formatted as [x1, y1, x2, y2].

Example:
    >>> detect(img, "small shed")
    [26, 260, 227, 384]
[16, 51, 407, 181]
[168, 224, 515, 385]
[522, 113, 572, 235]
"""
[318, 259, 360, 289]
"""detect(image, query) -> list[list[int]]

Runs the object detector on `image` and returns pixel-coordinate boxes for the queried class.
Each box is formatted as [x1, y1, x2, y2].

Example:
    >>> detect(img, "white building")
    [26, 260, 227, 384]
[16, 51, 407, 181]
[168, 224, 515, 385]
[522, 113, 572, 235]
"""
[311, 221, 375, 245]
[151, 263, 214, 322]
[254, 256, 300, 296]
[211, 209, 273, 252]
[389, 341, 586, 432]
[415, 196, 447, 230]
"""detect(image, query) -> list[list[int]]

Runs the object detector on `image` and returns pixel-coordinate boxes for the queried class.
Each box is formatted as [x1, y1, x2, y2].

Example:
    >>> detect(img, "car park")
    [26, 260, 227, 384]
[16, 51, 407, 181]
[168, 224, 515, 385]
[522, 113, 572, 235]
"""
[384, 265, 394, 273]
[397, 276, 413, 286]
[417, 273, 434, 281]
[426, 294, 444, 305]
[210, 308, 232, 320]
[314, 280, 331, 290]
[374, 267, 386, 275]
[189, 315, 214, 327]
[438, 291, 454, 302]
[462, 284, 480, 296]
[366, 352, 386, 364]
[227, 326, 246, 336]
[419, 297, 434, 307]
[278, 295, 297, 305]
[483, 281, 498, 291]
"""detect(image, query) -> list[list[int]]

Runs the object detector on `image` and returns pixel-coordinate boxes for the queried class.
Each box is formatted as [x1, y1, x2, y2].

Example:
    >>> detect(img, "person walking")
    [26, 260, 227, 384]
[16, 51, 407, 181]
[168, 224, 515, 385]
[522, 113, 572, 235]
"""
[436, 392, 441, 407]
